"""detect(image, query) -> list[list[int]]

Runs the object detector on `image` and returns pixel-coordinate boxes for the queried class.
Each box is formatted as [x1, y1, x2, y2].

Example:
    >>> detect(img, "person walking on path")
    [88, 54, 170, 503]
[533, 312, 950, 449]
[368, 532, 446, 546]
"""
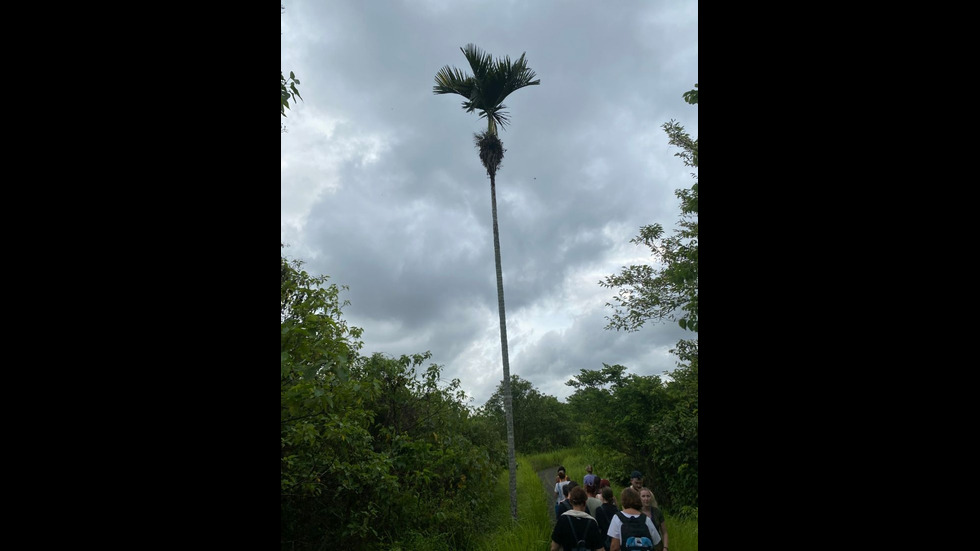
[585, 479, 602, 518]
[629, 470, 644, 493]
[584, 464, 598, 488]
[554, 466, 570, 519]
[558, 481, 579, 516]
[595, 486, 620, 551]
[640, 487, 668, 551]
[550, 486, 604, 551]
[628, 470, 659, 508]
[607, 487, 661, 551]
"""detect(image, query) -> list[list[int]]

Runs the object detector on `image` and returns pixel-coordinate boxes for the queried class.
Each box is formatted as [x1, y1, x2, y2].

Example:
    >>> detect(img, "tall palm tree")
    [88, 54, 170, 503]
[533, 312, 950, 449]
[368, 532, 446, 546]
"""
[433, 44, 539, 521]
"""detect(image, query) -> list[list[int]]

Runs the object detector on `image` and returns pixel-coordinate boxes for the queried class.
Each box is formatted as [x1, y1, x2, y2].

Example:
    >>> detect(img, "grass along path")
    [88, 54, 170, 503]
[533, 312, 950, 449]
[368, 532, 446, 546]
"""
[537, 465, 559, 524]
[477, 454, 554, 551]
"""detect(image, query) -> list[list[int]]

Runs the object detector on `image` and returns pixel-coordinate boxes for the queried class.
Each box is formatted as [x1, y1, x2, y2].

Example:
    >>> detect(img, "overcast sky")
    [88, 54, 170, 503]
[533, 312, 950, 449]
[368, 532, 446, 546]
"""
[281, 0, 698, 407]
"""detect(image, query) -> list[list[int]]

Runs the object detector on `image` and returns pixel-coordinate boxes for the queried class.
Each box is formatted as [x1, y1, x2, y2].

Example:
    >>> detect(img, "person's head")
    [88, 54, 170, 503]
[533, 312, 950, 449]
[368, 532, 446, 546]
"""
[563, 481, 577, 498]
[639, 487, 654, 509]
[600, 486, 615, 503]
[569, 486, 588, 509]
[558, 467, 567, 480]
[620, 486, 642, 511]
[599, 478, 610, 490]
[630, 470, 643, 490]
[585, 482, 598, 496]
[586, 464, 593, 474]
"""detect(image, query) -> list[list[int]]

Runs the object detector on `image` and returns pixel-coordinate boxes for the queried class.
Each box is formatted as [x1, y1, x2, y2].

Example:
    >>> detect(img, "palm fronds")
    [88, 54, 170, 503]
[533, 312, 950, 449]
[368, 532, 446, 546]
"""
[433, 44, 540, 135]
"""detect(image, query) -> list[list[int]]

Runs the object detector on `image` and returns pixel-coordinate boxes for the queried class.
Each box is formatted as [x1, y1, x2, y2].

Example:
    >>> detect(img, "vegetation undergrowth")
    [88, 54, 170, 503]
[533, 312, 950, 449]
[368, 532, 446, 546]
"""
[477, 454, 552, 551]
[665, 512, 699, 551]
[525, 450, 566, 472]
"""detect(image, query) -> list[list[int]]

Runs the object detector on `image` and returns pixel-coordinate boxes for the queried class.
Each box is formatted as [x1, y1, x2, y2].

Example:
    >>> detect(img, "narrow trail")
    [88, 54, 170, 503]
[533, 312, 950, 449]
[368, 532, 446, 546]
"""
[537, 466, 559, 524]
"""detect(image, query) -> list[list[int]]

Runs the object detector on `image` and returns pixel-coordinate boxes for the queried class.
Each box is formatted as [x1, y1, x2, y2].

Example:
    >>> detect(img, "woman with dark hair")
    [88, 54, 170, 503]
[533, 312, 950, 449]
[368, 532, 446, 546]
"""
[594, 486, 620, 551]
[558, 481, 579, 516]
[553, 466, 570, 519]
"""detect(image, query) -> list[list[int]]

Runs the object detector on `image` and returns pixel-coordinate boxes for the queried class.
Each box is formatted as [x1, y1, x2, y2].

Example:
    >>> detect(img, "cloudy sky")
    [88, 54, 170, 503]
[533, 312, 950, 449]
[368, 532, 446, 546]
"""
[281, 0, 698, 407]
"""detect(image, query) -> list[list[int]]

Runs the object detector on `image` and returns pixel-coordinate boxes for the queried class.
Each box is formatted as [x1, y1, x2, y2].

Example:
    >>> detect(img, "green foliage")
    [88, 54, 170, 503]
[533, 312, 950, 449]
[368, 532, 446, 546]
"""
[476, 455, 553, 551]
[282, 240, 698, 545]
[281, 5, 302, 132]
[282, 247, 501, 550]
[562, 360, 698, 511]
[478, 375, 576, 454]
[281, 70, 302, 118]
[433, 44, 540, 135]
[649, 344, 698, 508]
[565, 367, 665, 477]
[662, 511, 699, 551]
[683, 83, 698, 106]
[523, 449, 569, 473]
[600, 86, 698, 334]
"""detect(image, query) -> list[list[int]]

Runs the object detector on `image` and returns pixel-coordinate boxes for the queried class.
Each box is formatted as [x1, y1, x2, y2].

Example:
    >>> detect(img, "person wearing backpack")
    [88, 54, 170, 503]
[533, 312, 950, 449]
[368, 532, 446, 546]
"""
[550, 486, 605, 551]
[607, 487, 662, 551]
[594, 486, 620, 551]
[558, 481, 579, 516]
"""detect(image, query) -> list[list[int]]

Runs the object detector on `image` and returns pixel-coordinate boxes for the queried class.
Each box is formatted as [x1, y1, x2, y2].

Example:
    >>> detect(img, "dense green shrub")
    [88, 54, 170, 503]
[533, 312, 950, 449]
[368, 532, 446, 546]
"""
[282, 250, 501, 550]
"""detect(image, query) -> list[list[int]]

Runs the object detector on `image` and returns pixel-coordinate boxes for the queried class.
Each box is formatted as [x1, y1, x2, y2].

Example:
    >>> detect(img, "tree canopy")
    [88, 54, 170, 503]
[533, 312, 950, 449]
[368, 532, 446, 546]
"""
[601, 84, 698, 334]
[433, 43, 540, 136]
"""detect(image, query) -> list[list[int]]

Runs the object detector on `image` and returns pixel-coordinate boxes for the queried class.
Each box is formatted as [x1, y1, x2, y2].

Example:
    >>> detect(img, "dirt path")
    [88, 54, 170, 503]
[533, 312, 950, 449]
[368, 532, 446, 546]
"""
[537, 466, 559, 523]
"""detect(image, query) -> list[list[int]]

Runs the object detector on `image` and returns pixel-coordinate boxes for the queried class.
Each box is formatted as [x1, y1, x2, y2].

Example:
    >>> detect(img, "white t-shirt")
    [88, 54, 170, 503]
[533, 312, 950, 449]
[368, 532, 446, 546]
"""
[606, 511, 662, 547]
[554, 480, 570, 503]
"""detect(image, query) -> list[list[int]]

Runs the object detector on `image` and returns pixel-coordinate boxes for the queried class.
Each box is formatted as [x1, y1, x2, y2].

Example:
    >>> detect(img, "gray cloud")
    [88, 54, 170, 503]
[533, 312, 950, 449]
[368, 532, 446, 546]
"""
[282, 0, 698, 406]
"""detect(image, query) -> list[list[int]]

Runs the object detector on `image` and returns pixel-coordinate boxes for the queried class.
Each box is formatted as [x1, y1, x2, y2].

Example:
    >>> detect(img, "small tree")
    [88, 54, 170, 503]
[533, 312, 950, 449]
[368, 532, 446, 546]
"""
[601, 84, 698, 334]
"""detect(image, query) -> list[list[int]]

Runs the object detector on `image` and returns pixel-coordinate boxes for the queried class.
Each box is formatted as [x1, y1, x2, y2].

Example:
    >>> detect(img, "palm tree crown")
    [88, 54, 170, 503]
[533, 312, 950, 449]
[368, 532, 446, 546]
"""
[433, 44, 540, 136]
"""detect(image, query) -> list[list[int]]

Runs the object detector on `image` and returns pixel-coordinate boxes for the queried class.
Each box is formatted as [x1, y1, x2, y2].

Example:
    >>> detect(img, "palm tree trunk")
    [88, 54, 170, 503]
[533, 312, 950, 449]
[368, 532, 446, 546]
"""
[490, 171, 518, 521]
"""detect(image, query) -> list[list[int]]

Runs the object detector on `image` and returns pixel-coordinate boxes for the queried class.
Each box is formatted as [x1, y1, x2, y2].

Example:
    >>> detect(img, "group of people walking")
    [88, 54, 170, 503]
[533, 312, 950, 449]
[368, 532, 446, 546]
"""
[550, 466, 668, 551]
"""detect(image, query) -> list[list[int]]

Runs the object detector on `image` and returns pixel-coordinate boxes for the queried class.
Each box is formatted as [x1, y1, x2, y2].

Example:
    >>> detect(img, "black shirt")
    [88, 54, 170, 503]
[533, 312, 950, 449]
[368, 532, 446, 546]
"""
[594, 503, 620, 539]
[551, 512, 604, 551]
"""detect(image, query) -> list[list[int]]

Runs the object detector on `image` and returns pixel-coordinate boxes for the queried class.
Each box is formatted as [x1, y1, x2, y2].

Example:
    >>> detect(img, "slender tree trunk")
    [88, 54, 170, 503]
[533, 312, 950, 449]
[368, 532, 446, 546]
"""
[490, 171, 518, 521]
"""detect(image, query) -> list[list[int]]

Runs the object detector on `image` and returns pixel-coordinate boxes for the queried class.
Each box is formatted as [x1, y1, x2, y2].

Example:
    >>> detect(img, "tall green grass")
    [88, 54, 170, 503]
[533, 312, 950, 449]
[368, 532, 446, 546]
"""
[482, 448, 698, 551]
[663, 514, 699, 551]
[477, 454, 553, 551]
